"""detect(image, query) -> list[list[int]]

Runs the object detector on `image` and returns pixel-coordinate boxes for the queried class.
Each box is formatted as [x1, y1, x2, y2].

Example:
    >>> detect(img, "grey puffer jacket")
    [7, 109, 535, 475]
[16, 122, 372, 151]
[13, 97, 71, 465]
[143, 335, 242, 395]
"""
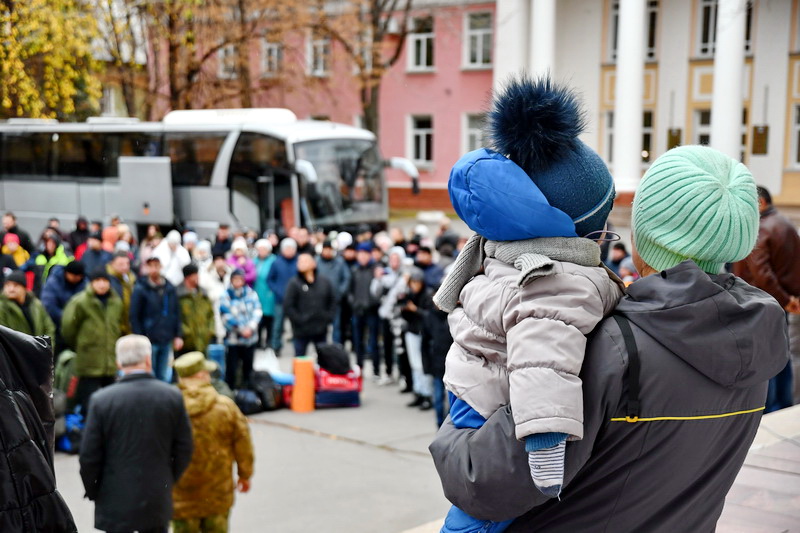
[445, 256, 622, 440]
[430, 261, 789, 532]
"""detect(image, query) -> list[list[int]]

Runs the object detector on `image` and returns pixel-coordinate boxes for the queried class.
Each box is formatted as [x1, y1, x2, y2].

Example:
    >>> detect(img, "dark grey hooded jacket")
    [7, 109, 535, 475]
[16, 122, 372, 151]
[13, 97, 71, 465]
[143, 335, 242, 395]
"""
[430, 261, 789, 533]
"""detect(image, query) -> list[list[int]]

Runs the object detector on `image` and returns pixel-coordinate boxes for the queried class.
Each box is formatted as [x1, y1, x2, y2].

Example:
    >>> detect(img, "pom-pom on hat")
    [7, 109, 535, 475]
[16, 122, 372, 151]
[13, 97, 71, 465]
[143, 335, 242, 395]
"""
[632, 145, 759, 274]
[486, 75, 616, 237]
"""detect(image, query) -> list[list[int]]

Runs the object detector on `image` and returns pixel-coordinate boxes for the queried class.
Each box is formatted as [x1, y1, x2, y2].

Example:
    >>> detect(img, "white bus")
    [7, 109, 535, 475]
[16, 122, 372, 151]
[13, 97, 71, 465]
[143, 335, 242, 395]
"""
[0, 108, 419, 238]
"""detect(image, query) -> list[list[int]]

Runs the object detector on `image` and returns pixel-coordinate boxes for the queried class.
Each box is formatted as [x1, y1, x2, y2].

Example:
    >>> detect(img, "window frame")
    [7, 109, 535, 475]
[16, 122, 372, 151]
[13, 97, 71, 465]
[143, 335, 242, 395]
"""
[261, 40, 283, 77]
[409, 114, 434, 167]
[695, 0, 753, 59]
[408, 16, 435, 72]
[463, 12, 493, 69]
[603, 110, 655, 167]
[463, 113, 486, 154]
[217, 43, 238, 80]
[308, 33, 331, 77]
[792, 105, 800, 169]
[607, 1, 658, 63]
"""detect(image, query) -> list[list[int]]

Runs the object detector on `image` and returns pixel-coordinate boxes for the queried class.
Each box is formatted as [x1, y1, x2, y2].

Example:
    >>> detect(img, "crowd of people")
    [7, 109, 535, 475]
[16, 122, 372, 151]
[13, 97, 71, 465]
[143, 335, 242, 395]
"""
[0, 210, 465, 426]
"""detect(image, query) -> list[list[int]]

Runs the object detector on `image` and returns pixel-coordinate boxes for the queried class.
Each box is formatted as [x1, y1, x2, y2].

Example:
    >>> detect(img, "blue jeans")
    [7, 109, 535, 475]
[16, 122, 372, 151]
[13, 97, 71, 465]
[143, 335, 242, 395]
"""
[294, 333, 327, 357]
[351, 312, 379, 369]
[332, 303, 343, 345]
[151, 343, 172, 382]
[271, 304, 285, 352]
[766, 360, 794, 413]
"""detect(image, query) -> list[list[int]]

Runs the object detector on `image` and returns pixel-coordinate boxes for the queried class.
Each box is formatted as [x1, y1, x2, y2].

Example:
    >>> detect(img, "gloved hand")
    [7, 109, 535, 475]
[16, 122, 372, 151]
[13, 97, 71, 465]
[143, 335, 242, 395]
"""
[525, 432, 568, 499]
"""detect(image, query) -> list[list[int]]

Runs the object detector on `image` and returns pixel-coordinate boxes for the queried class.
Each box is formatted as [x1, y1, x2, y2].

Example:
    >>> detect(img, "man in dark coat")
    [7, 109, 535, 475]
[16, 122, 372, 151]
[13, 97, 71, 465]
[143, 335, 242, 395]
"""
[0, 325, 76, 531]
[80, 334, 193, 533]
[284, 253, 335, 356]
[80, 232, 112, 275]
[0, 211, 35, 254]
[349, 244, 380, 370]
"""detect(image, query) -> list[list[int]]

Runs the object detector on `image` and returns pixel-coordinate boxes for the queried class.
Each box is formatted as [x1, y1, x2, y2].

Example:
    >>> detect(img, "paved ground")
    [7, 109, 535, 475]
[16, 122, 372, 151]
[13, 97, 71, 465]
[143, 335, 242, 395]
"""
[54, 349, 450, 533]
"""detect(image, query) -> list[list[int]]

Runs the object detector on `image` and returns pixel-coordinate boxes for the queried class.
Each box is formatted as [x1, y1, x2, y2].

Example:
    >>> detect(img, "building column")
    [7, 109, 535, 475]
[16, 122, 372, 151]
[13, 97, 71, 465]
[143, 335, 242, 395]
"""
[612, 0, 646, 192]
[529, 0, 556, 78]
[493, 0, 530, 90]
[710, 0, 747, 160]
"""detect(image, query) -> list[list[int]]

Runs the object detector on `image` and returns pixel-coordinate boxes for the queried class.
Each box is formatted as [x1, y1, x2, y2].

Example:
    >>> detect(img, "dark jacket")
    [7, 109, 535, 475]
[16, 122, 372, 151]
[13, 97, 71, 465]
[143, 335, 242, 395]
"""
[316, 255, 351, 302]
[0, 326, 76, 531]
[421, 304, 451, 379]
[61, 287, 122, 378]
[733, 206, 800, 307]
[399, 286, 430, 335]
[417, 261, 445, 289]
[0, 253, 17, 285]
[0, 225, 35, 254]
[284, 273, 335, 338]
[40, 265, 87, 327]
[80, 373, 193, 532]
[349, 262, 379, 315]
[430, 261, 789, 532]
[80, 248, 112, 276]
[130, 277, 182, 344]
[0, 293, 56, 340]
[266, 254, 297, 304]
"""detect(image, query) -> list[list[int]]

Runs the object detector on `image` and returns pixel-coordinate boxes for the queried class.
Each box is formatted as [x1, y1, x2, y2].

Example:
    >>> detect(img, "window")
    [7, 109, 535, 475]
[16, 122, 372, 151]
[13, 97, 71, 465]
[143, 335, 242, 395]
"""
[165, 132, 228, 186]
[608, 1, 658, 62]
[0, 133, 53, 180]
[604, 111, 654, 165]
[793, 106, 800, 166]
[411, 115, 433, 163]
[694, 108, 748, 161]
[696, 0, 752, 58]
[53, 133, 105, 179]
[218, 44, 237, 79]
[409, 16, 434, 71]
[261, 41, 282, 76]
[309, 33, 330, 77]
[465, 114, 486, 152]
[465, 13, 492, 67]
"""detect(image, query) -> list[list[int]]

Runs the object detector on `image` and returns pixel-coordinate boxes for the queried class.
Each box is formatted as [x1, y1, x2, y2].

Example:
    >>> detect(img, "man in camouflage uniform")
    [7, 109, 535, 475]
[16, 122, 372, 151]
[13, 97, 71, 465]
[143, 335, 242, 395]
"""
[172, 351, 254, 533]
[177, 264, 215, 355]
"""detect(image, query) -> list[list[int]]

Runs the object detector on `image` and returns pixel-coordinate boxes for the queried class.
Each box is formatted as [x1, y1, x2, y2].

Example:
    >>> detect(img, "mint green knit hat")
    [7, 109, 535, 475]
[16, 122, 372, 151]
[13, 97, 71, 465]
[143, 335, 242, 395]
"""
[632, 145, 759, 274]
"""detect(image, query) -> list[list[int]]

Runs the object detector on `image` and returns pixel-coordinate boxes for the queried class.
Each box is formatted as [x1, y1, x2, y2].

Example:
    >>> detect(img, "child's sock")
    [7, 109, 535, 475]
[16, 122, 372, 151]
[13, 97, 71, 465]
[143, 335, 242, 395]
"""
[524, 432, 568, 499]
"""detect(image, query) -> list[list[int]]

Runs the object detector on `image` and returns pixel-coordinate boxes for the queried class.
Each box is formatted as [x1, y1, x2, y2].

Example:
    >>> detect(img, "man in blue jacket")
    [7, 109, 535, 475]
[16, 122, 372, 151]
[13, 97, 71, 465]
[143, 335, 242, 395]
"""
[41, 260, 87, 352]
[316, 240, 351, 344]
[130, 256, 183, 381]
[266, 238, 297, 356]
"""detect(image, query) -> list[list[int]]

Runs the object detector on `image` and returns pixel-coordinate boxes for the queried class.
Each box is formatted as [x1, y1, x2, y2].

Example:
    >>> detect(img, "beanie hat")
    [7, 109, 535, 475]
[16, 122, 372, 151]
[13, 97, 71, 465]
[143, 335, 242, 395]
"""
[356, 242, 373, 252]
[4, 270, 26, 286]
[632, 145, 759, 274]
[3, 233, 19, 245]
[89, 268, 110, 281]
[485, 75, 615, 237]
[166, 230, 181, 245]
[65, 261, 85, 276]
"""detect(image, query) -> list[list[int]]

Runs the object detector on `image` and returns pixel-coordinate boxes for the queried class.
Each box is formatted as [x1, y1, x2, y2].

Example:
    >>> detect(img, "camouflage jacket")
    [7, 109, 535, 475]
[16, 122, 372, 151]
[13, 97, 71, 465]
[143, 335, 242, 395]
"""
[173, 383, 254, 519]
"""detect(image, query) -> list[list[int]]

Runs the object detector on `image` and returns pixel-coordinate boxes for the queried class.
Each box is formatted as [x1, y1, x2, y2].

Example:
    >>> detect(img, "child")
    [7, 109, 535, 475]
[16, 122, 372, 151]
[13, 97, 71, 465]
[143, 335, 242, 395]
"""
[433, 76, 624, 532]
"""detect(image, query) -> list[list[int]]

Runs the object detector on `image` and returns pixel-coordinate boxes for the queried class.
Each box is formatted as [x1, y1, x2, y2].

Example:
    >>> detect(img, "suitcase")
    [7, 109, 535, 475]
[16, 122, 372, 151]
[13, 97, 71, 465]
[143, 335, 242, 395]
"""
[314, 366, 362, 408]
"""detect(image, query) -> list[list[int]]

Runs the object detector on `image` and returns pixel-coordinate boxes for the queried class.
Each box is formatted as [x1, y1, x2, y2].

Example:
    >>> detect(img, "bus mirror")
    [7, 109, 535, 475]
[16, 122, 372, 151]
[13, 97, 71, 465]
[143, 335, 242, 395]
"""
[294, 159, 318, 184]
[385, 157, 420, 195]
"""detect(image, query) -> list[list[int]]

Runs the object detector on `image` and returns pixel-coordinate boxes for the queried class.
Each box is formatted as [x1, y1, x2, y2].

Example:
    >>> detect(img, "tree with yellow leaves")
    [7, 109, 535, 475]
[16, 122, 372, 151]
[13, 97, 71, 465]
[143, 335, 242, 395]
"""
[0, 0, 102, 119]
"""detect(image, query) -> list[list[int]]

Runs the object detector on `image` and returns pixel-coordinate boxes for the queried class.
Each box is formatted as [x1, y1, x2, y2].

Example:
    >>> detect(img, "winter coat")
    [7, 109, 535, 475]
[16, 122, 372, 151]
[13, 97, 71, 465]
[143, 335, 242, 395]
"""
[40, 266, 87, 327]
[107, 264, 136, 335]
[430, 261, 789, 532]
[177, 284, 215, 355]
[153, 241, 192, 286]
[200, 263, 232, 341]
[0, 326, 76, 531]
[349, 262, 380, 316]
[317, 255, 351, 302]
[0, 226, 35, 254]
[227, 254, 256, 286]
[377, 268, 406, 320]
[80, 248, 112, 276]
[0, 293, 55, 340]
[130, 277, 182, 344]
[79, 373, 193, 532]
[733, 206, 800, 307]
[266, 254, 297, 304]
[284, 273, 335, 338]
[173, 383, 254, 520]
[33, 245, 71, 285]
[399, 287, 431, 335]
[422, 305, 451, 379]
[0, 253, 17, 285]
[2, 245, 29, 267]
[444, 256, 622, 440]
[61, 287, 122, 378]
[416, 261, 445, 289]
[253, 255, 276, 316]
[219, 285, 262, 346]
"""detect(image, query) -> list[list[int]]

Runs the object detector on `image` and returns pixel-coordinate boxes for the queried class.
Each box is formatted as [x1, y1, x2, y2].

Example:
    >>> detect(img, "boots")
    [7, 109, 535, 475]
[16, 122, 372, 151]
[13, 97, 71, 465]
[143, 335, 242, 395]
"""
[407, 394, 424, 407]
[418, 396, 433, 411]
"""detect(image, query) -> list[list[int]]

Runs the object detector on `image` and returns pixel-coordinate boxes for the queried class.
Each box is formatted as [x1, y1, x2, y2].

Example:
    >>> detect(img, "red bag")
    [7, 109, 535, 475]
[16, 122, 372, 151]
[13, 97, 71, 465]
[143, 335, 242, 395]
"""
[315, 367, 362, 392]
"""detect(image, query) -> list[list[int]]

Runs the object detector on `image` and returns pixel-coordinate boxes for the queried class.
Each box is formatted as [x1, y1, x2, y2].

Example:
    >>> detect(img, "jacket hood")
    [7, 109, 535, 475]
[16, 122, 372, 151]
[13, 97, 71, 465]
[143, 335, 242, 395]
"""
[618, 261, 788, 388]
[180, 383, 218, 416]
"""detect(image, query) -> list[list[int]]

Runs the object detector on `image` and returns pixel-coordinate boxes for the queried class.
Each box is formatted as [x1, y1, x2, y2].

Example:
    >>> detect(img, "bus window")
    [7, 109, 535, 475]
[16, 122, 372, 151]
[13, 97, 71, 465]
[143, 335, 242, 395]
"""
[0, 133, 52, 180]
[228, 132, 287, 179]
[102, 132, 163, 178]
[230, 176, 261, 231]
[53, 132, 105, 179]
[165, 132, 226, 186]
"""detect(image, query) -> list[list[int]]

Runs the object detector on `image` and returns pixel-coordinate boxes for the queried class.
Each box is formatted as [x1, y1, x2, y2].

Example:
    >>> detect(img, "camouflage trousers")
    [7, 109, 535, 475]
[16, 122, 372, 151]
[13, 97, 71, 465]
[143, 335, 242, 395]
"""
[171, 513, 229, 533]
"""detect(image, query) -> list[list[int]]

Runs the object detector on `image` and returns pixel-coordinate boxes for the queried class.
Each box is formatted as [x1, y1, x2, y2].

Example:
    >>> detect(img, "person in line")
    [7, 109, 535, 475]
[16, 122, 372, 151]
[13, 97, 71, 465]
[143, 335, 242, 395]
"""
[130, 256, 183, 382]
[266, 238, 297, 356]
[106, 251, 136, 335]
[398, 269, 433, 409]
[154, 230, 192, 287]
[80, 232, 112, 275]
[227, 238, 256, 287]
[61, 269, 122, 413]
[3, 232, 30, 268]
[349, 243, 380, 371]
[253, 239, 276, 350]
[32, 233, 72, 291]
[431, 145, 789, 533]
[0, 270, 55, 339]
[284, 253, 335, 357]
[219, 269, 262, 389]
[316, 240, 351, 345]
[1, 212, 35, 253]
[80, 335, 193, 533]
[68, 216, 90, 256]
[41, 260, 87, 351]
[376, 246, 408, 386]
[604, 242, 630, 276]
[413, 246, 444, 289]
[177, 264, 215, 356]
[212, 224, 233, 258]
[733, 185, 800, 412]
[422, 291, 453, 427]
[171, 351, 254, 533]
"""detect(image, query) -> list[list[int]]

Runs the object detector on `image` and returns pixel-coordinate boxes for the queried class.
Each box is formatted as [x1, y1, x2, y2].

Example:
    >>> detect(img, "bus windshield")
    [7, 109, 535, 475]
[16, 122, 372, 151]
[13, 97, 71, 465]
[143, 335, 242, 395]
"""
[294, 138, 386, 228]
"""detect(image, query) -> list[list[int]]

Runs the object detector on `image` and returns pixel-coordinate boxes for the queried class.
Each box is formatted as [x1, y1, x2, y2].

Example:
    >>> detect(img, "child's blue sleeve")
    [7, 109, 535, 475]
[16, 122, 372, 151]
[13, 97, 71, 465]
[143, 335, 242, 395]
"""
[448, 392, 487, 429]
[441, 505, 514, 533]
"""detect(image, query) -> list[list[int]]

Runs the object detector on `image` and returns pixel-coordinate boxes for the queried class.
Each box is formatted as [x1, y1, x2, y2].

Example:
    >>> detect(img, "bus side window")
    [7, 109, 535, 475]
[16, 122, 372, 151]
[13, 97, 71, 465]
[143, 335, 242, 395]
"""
[1, 133, 52, 180]
[53, 133, 104, 179]
[165, 132, 225, 187]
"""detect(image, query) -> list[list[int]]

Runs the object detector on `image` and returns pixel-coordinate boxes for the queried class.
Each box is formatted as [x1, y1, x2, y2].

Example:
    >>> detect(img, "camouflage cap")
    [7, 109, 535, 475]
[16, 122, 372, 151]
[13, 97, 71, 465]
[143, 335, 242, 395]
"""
[174, 351, 215, 378]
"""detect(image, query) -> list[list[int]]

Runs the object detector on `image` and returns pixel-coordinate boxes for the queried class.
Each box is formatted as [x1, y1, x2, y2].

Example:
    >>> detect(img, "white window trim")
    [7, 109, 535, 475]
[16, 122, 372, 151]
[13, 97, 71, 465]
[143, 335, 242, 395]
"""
[695, 0, 753, 59]
[792, 105, 800, 169]
[307, 33, 331, 77]
[604, 109, 655, 169]
[462, 11, 493, 70]
[261, 40, 282, 78]
[407, 17, 435, 73]
[217, 43, 238, 80]
[462, 113, 486, 154]
[607, 1, 658, 63]
[408, 114, 434, 169]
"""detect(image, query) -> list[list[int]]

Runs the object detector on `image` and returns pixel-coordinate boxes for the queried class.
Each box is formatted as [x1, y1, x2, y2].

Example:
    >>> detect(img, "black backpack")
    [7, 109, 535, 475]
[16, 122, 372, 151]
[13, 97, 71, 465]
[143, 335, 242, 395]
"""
[249, 371, 282, 411]
[316, 343, 352, 375]
[234, 389, 263, 415]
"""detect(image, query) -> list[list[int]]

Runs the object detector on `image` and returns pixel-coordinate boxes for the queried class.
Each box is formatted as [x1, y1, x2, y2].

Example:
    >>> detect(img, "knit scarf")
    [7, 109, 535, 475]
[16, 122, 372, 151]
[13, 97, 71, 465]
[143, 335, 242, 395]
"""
[433, 234, 602, 313]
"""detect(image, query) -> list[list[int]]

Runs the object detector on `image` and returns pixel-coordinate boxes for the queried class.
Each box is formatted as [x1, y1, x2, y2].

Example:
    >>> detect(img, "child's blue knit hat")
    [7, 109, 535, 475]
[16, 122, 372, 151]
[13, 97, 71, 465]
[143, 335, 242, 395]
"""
[486, 75, 615, 237]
